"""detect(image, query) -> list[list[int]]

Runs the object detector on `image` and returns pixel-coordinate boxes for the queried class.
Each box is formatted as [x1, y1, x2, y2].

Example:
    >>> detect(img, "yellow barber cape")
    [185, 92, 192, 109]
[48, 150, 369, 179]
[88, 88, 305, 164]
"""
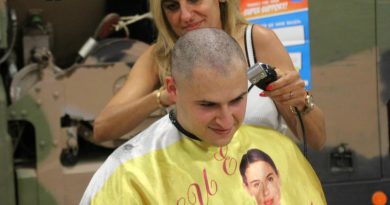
[80, 116, 326, 205]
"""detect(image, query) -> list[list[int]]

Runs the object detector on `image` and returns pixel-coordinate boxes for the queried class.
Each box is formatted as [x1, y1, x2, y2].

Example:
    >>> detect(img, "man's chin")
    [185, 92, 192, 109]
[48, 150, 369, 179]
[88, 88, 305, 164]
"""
[207, 129, 238, 146]
[210, 136, 233, 147]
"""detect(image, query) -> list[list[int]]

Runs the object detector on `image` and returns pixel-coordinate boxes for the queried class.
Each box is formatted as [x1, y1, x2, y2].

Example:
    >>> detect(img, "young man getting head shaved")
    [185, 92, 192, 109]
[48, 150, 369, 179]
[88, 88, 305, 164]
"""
[81, 28, 326, 205]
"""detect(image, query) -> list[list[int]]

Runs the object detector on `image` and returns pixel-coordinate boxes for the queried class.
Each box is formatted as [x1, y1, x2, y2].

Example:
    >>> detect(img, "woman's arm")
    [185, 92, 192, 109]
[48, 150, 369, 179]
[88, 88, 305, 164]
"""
[93, 45, 172, 142]
[252, 25, 326, 150]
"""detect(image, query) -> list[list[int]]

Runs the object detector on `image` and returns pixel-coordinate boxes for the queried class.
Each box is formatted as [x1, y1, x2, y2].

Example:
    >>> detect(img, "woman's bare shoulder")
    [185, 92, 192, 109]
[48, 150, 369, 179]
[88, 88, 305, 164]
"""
[251, 24, 280, 45]
[131, 43, 159, 73]
[250, 24, 293, 69]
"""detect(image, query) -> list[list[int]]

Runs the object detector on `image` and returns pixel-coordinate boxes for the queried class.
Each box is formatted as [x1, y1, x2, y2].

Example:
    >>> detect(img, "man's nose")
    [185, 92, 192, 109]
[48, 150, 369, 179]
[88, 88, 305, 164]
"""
[215, 106, 234, 127]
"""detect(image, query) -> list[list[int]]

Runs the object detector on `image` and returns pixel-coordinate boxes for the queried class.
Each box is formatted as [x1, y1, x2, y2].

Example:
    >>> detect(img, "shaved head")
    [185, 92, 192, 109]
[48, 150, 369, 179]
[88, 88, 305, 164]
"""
[166, 28, 248, 147]
[171, 28, 246, 85]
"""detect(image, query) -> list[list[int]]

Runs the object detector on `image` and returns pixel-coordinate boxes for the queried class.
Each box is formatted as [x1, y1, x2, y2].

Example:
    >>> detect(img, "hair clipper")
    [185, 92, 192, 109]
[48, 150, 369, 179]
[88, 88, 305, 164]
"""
[247, 62, 278, 90]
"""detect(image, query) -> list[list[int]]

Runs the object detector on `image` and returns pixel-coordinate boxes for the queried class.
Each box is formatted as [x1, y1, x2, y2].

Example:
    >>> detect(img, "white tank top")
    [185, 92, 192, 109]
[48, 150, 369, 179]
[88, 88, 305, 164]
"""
[244, 24, 287, 133]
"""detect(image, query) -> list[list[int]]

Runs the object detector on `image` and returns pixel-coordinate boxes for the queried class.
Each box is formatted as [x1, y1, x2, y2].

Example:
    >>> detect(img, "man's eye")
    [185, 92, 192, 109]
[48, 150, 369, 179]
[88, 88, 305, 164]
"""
[188, 0, 200, 4]
[162, 2, 180, 11]
[200, 103, 215, 108]
[230, 96, 243, 105]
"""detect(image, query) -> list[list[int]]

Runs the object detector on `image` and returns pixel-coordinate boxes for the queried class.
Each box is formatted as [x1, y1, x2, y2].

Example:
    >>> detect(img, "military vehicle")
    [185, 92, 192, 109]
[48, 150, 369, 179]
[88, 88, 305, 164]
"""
[0, 1, 166, 205]
[1, 0, 390, 205]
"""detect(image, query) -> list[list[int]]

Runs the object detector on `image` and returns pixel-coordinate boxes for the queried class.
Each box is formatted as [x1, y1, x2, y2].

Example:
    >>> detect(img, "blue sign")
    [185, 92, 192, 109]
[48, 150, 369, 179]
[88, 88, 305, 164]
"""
[246, 8, 312, 89]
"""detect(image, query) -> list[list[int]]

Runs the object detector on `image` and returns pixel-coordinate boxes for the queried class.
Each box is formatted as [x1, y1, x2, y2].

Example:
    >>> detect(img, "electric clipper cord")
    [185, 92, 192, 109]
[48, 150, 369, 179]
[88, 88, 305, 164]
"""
[247, 62, 308, 157]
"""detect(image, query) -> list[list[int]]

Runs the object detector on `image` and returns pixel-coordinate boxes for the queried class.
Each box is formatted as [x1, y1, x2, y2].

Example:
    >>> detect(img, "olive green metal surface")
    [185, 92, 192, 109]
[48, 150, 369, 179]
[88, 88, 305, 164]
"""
[0, 77, 16, 205]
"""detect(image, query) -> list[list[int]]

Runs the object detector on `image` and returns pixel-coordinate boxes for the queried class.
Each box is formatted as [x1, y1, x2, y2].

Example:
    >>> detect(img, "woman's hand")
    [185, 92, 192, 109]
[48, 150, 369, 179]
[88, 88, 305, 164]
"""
[252, 25, 326, 150]
[260, 68, 326, 150]
[260, 69, 307, 111]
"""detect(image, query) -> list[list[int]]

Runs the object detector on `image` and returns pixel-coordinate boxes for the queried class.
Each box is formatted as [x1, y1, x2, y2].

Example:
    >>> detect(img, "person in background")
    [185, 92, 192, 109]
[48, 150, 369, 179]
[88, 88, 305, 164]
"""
[93, 0, 326, 150]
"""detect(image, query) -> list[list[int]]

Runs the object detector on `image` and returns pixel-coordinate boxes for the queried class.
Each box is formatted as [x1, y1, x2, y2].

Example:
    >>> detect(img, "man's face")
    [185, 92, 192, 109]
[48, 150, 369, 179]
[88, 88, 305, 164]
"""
[166, 63, 247, 147]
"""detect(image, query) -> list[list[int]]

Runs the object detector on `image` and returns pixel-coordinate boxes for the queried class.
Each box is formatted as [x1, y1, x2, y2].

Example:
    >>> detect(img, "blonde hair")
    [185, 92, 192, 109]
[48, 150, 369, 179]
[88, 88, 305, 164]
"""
[149, 0, 248, 81]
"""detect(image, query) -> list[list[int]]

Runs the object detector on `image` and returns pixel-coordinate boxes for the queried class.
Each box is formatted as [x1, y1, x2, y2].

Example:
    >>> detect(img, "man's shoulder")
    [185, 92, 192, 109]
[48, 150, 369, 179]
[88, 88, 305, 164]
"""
[238, 124, 288, 139]
[112, 115, 179, 159]
[80, 115, 180, 205]
[236, 124, 298, 150]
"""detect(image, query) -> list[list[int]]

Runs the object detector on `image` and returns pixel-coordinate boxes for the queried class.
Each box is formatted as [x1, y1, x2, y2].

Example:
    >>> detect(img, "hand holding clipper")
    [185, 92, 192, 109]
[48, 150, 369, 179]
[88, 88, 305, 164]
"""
[247, 62, 278, 90]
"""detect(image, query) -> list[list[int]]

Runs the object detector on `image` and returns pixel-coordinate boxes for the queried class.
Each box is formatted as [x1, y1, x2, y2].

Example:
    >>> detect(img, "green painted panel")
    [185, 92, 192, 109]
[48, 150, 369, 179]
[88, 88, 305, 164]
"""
[309, 0, 376, 65]
[8, 95, 58, 204]
[16, 168, 57, 205]
[16, 168, 39, 205]
[0, 78, 16, 205]
[7, 94, 53, 163]
[377, 0, 390, 54]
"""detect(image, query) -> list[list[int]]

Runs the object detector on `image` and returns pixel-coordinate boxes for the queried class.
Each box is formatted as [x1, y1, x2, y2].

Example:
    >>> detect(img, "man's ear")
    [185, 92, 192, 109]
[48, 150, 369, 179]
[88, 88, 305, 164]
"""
[165, 76, 177, 102]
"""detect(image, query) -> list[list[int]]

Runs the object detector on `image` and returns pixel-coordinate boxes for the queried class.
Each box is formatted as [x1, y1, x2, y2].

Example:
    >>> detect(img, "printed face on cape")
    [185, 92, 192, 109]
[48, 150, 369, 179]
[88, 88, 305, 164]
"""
[244, 160, 281, 205]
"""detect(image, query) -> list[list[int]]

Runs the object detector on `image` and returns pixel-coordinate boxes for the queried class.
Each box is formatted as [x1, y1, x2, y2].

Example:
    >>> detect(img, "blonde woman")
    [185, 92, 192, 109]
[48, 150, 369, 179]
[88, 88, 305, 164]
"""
[93, 0, 326, 150]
